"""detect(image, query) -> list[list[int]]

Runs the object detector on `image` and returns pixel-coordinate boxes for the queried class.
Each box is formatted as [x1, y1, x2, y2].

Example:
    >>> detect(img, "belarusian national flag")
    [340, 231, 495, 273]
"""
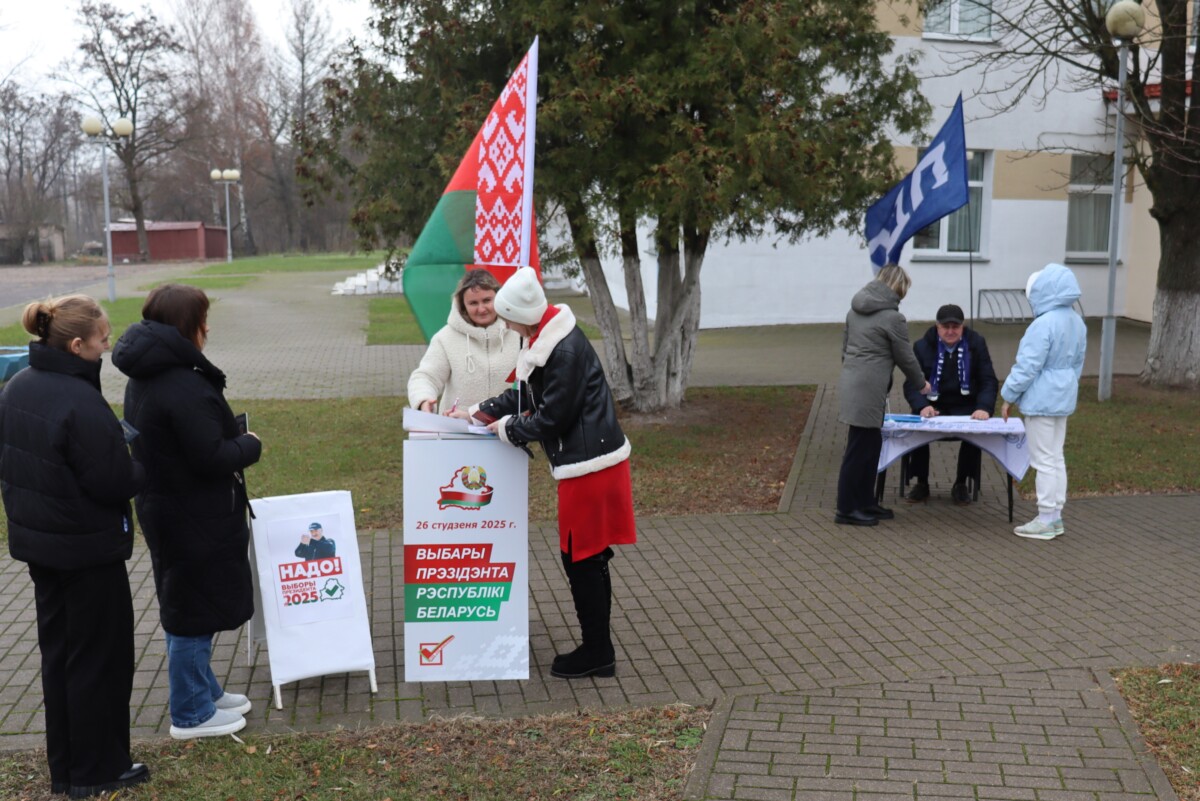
[403, 38, 541, 341]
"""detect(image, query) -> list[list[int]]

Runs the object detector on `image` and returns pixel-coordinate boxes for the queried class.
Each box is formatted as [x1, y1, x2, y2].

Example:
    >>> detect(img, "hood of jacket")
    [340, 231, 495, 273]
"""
[1028, 263, 1081, 317]
[850, 280, 901, 316]
[111, 319, 226, 389]
[27, 341, 103, 393]
[445, 305, 510, 343]
[444, 304, 512, 379]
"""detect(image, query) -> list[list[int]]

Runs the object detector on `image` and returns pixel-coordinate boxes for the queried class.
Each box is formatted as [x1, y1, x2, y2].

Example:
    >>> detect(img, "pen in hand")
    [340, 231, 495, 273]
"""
[448, 397, 461, 415]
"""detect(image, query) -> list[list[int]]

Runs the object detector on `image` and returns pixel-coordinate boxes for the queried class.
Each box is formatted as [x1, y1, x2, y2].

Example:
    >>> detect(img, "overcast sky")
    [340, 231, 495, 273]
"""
[0, 0, 374, 92]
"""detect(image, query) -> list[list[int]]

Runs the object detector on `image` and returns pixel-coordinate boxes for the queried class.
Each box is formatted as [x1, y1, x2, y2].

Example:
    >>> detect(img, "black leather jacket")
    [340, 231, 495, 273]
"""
[476, 308, 628, 480]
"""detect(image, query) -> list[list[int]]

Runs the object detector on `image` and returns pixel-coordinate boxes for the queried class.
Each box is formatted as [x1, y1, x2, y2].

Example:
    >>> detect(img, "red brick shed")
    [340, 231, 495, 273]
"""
[110, 221, 228, 261]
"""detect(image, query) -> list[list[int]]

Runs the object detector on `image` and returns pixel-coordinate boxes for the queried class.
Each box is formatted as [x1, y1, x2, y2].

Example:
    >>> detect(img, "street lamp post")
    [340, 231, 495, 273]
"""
[80, 115, 133, 303]
[210, 168, 240, 264]
[1099, 0, 1146, 402]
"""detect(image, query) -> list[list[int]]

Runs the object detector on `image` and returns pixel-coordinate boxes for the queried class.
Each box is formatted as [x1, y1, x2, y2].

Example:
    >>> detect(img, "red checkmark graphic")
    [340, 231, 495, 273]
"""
[420, 635, 455, 663]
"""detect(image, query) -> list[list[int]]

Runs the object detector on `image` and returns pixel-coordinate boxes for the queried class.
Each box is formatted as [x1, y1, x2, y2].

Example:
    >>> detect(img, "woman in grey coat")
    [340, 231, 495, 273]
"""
[836, 264, 930, 526]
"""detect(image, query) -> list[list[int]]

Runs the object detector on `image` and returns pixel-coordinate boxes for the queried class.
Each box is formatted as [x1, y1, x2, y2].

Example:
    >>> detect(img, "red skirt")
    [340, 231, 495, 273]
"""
[557, 458, 636, 561]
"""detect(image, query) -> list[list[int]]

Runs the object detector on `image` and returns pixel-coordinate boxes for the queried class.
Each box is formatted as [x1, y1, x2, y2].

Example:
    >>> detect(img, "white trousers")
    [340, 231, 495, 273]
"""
[1025, 415, 1069, 518]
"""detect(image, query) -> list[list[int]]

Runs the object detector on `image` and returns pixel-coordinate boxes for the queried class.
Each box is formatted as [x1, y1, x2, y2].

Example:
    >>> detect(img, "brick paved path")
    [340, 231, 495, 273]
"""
[0, 263, 1191, 800]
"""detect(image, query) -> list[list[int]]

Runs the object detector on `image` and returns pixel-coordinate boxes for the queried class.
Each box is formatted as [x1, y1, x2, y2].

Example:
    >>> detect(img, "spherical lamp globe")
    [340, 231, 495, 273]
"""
[112, 117, 133, 137]
[221, 169, 237, 181]
[1106, 0, 1145, 39]
[81, 116, 103, 136]
[210, 169, 222, 181]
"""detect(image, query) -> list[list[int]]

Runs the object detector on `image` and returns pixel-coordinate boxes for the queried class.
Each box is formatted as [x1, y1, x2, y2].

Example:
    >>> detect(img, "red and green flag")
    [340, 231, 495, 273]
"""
[403, 38, 541, 341]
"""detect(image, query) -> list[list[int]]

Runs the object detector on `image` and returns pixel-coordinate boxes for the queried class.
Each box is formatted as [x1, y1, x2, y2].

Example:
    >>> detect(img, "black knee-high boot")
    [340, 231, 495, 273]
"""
[552, 548, 616, 679]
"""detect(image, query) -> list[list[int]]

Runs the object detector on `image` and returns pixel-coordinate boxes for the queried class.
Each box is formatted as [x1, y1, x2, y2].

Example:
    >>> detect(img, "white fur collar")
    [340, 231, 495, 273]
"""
[515, 305, 576, 381]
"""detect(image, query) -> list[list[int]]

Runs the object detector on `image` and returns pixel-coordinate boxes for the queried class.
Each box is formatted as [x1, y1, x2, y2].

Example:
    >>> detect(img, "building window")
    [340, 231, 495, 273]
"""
[924, 0, 993, 38]
[912, 150, 987, 255]
[1066, 153, 1113, 257]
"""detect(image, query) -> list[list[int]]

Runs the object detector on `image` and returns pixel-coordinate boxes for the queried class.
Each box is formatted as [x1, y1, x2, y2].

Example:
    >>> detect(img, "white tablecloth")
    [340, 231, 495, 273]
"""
[878, 415, 1029, 480]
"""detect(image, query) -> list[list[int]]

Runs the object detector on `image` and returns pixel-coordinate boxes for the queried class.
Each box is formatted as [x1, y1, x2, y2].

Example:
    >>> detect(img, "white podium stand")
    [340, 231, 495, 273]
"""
[403, 437, 529, 682]
[248, 490, 377, 709]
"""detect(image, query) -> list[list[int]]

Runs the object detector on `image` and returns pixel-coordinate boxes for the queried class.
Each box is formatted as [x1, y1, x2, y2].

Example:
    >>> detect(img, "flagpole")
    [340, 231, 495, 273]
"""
[967, 196, 975, 323]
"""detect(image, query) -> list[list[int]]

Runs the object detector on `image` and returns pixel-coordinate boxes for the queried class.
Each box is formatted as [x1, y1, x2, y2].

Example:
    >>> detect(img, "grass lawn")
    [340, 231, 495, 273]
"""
[0, 297, 146, 347]
[197, 252, 383, 276]
[183, 386, 809, 531]
[0, 386, 808, 541]
[0, 705, 709, 801]
[137, 275, 259, 292]
[1115, 665, 1200, 800]
[1017, 376, 1200, 496]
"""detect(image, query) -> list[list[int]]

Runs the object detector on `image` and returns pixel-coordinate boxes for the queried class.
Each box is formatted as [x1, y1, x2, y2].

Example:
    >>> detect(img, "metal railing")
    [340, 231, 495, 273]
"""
[976, 289, 1085, 324]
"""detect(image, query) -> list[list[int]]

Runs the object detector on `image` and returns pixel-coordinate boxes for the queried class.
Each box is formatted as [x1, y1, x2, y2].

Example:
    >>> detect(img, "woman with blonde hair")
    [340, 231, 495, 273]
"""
[835, 264, 930, 526]
[407, 268, 521, 414]
[0, 295, 149, 798]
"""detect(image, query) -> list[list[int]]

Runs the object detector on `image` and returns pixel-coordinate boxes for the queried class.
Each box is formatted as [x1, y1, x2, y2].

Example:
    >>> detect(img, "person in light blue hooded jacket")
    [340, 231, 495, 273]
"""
[1000, 263, 1087, 540]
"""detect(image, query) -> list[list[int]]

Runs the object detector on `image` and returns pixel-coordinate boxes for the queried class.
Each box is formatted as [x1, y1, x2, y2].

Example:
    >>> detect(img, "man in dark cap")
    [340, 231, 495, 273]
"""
[294, 522, 336, 560]
[901, 304, 998, 505]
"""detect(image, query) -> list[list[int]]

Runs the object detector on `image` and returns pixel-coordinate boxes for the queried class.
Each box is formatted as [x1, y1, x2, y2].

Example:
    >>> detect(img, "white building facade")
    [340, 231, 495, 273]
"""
[595, 0, 1155, 328]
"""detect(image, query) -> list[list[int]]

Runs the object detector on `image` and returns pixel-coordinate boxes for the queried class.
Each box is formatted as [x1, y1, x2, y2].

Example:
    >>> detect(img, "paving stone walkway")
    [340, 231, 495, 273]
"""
[0, 263, 1193, 801]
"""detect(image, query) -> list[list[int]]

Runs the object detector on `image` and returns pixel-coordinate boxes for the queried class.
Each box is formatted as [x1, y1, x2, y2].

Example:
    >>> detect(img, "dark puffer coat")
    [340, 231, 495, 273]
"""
[0, 343, 144, 570]
[902, 325, 998, 415]
[112, 321, 262, 636]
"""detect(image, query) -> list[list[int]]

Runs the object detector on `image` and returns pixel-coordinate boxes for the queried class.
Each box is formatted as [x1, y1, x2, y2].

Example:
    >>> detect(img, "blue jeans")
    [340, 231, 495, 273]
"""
[164, 632, 224, 728]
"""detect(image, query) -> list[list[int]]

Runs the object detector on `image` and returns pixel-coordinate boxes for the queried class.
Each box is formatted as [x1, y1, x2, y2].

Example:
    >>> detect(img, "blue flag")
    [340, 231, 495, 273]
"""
[865, 95, 969, 269]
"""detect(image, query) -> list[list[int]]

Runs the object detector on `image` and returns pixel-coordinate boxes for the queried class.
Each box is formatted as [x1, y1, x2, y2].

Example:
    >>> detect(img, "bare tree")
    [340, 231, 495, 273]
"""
[252, 64, 301, 250]
[0, 83, 80, 262]
[69, 1, 191, 261]
[203, 0, 268, 255]
[923, 0, 1200, 390]
[169, 0, 223, 225]
[157, 0, 345, 254]
[280, 0, 334, 251]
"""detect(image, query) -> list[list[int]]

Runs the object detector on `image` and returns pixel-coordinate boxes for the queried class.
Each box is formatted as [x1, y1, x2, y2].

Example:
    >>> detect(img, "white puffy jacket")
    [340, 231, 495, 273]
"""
[406, 307, 521, 413]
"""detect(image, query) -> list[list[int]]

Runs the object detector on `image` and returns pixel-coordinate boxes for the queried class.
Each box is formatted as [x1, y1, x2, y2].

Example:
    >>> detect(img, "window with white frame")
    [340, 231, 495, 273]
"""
[924, 0, 993, 38]
[912, 149, 987, 255]
[1066, 153, 1113, 257]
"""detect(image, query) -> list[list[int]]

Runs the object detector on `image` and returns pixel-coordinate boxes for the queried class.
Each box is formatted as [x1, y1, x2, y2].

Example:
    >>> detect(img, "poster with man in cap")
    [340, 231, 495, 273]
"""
[900, 303, 999, 505]
[295, 522, 336, 561]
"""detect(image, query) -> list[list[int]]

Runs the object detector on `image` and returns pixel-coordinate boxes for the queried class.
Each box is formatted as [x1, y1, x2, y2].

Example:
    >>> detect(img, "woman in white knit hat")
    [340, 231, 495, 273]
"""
[407, 269, 520, 414]
[451, 266, 636, 679]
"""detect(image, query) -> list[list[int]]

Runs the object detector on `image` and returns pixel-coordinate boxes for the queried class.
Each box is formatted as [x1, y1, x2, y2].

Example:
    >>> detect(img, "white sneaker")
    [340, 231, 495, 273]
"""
[215, 692, 252, 716]
[1014, 519, 1061, 540]
[1052, 519, 1065, 535]
[169, 707, 246, 740]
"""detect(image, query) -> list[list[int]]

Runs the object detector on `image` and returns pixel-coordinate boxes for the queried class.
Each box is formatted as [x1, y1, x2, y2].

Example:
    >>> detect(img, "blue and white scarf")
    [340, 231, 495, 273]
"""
[929, 338, 970, 402]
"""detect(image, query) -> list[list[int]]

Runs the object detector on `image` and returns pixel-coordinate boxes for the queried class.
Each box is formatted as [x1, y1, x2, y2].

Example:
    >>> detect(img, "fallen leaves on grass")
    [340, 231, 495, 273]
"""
[1114, 663, 1200, 801]
[0, 705, 710, 801]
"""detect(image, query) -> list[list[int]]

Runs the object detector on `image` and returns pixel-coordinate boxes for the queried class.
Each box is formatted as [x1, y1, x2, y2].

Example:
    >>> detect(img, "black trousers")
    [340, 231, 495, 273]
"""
[28, 561, 135, 788]
[836, 425, 882, 514]
[907, 439, 982, 485]
[907, 403, 981, 485]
